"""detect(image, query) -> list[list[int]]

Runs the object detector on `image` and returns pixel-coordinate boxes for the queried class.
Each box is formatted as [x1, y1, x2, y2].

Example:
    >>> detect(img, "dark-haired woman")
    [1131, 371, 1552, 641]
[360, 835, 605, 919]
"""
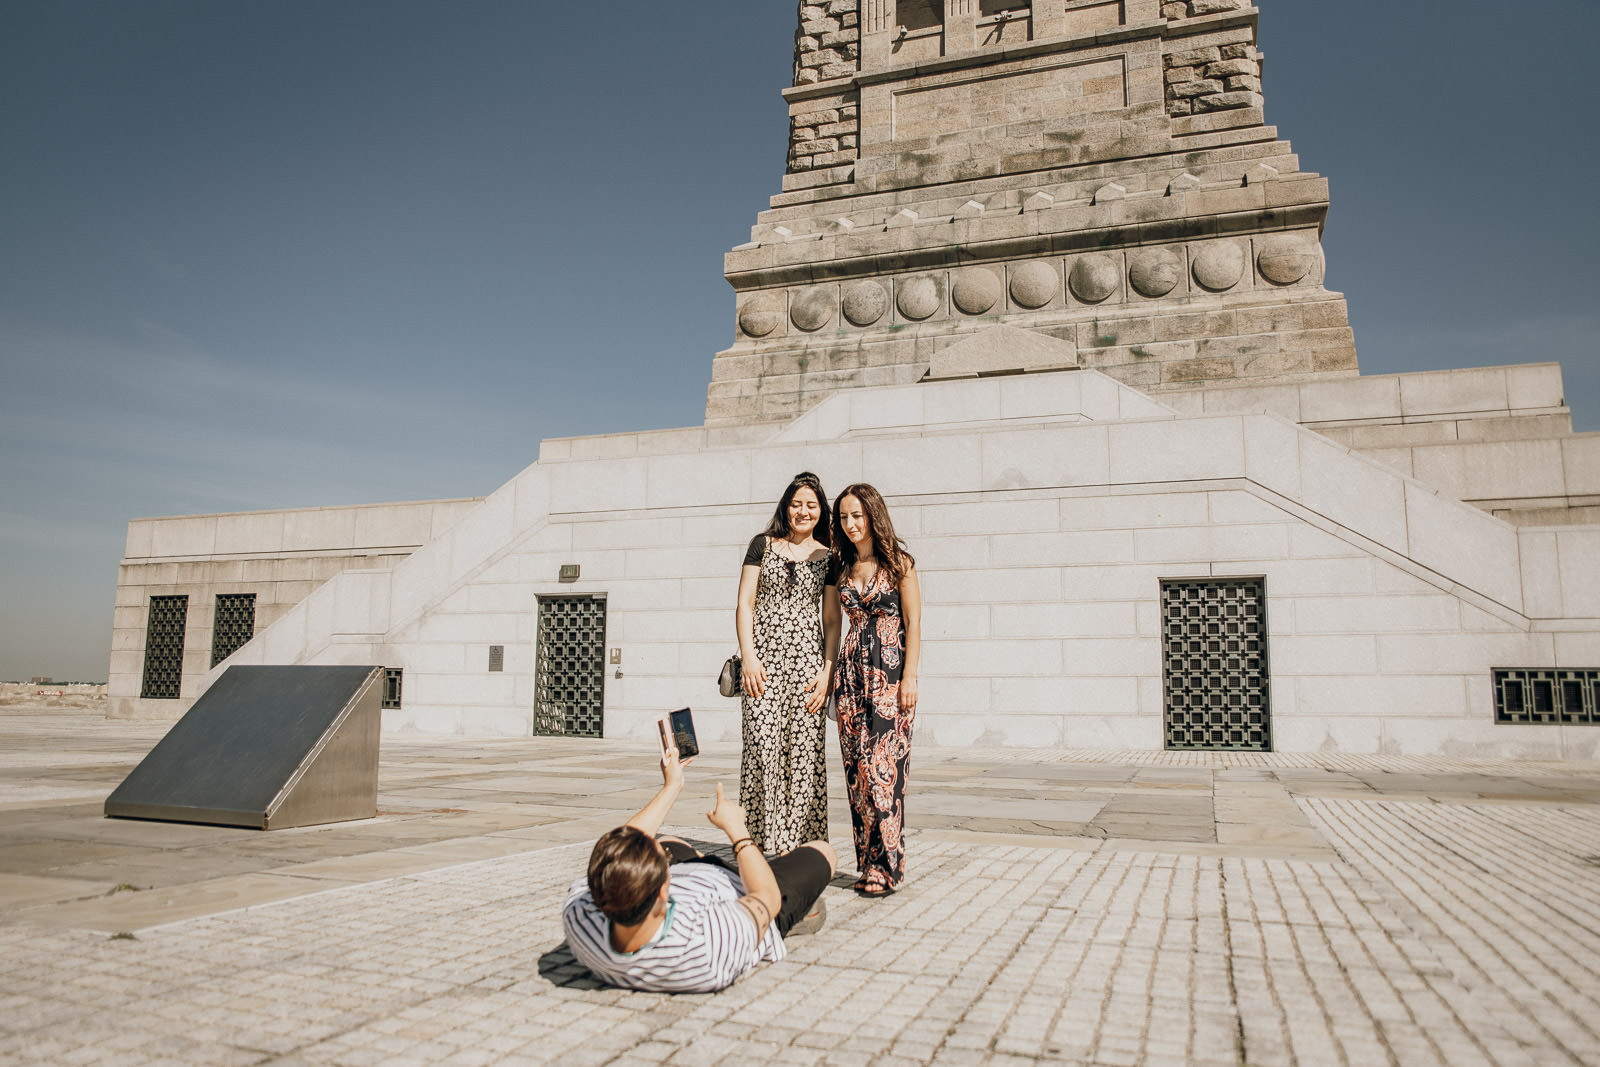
[735, 472, 841, 854]
[831, 483, 921, 897]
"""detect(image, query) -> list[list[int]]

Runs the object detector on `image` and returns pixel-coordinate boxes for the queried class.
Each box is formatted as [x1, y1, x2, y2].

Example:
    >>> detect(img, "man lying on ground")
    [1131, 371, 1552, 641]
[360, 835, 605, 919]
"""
[562, 741, 835, 993]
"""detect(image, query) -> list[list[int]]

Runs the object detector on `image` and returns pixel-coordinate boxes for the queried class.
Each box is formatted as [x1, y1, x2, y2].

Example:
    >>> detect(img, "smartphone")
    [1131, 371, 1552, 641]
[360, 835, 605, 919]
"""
[667, 707, 699, 759]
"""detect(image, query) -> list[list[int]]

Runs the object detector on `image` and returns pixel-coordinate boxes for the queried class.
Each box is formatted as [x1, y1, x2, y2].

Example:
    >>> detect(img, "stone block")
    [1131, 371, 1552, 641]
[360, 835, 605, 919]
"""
[1501, 362, 1565, 411]
[1563, 435, 1600, 495]
[1166, 46, 1221, 68]
[1060, 491, 1211, 532]
[861, 434, 983, 496]
[1205, 58, 1257, 79]
[1552, 528, 1600, 616]
[1404, 483, 1524, 611]
[982, 425, 1111, 491]
[1108, 416, 1244, 483]
[1171, 78, 1224, 98]
[1398, 367, 1511, 418]
[991, 528, 1134, 568]
[1297, 435, 1408, 551]
[923, 498, 1061, 536]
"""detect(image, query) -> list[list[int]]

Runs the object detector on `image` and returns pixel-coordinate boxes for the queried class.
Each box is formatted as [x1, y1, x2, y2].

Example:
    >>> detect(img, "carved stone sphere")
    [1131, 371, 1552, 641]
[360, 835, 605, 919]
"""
[897, 275, 942, 321]
[1068, 254, 1120, 304]
[1009, 261, 1059, 309]
[1256, 236, 1316, 286]
[951, 268, 1002, 315]
[1191, 242, 1246, 292]
[842, 280, 889, 326]
[738, 300, 781, 338]
[790, 286, 836, 332]
[1127, 248, 1182, 298]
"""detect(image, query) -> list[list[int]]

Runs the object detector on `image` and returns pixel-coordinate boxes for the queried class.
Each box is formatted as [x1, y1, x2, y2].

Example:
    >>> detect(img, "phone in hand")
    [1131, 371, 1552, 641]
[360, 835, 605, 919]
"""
[665, 707, 698, 759]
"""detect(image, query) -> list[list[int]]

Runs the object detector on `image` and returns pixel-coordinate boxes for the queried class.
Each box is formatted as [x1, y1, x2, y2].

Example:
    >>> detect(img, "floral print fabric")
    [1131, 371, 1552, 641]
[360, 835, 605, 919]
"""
[834, 567, 913, 887]
[739, 537, 830, 853]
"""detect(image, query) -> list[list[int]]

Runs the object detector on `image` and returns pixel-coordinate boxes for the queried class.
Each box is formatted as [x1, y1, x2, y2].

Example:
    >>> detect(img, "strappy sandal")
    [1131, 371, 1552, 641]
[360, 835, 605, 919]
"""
[853, 870, 897, 897]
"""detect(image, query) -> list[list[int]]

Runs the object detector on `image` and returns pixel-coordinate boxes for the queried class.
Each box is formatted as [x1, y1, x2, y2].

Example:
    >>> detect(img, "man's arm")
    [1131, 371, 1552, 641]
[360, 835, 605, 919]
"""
[706, 783, 782, 939]
[624, 733, 688, 837]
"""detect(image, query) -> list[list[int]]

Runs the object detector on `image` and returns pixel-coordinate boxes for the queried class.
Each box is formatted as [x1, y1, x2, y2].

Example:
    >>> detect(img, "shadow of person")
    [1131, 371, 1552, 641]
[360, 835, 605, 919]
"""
[536, 942, 603, 989]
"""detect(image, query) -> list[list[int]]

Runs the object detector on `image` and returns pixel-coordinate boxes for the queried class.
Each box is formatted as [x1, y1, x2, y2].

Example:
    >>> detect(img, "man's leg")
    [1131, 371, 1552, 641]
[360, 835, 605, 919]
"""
[766, 841, 836, 936]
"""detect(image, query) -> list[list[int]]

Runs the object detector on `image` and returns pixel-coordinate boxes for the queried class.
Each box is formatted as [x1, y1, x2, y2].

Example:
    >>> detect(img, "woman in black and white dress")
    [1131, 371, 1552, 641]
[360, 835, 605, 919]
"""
[734, 472, 841, 853]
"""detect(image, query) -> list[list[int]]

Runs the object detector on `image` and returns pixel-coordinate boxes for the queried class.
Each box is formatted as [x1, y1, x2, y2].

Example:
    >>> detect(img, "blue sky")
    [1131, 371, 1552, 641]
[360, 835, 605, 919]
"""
[2, 1, 1595, 682]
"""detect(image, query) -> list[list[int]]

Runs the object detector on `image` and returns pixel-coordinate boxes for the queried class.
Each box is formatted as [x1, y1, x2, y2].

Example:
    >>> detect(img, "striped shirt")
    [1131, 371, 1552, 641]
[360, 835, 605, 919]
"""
[563, 863, 786, 993]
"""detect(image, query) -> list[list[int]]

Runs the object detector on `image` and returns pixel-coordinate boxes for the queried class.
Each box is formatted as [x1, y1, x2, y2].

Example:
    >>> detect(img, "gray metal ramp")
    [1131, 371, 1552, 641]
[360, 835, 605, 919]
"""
[105, 665, 384, 830]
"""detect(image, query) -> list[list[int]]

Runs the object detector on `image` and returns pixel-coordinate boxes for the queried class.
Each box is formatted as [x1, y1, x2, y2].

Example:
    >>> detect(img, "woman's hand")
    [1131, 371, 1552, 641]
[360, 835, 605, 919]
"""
[803, 666, 832, 715]
[899, 675, 918, 714]
[742, 656, 768, 700]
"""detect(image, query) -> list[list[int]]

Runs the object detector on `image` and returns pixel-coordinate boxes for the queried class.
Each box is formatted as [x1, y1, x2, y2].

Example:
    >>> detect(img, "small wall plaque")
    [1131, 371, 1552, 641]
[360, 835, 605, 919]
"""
[609, 648, 622, 665]
[488, 645, 504, 672]
[559, 564, 580, 583]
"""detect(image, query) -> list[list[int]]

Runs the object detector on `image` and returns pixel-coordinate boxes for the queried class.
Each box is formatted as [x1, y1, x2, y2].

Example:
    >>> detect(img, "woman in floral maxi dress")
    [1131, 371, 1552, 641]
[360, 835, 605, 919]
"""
[830, 484, 921, 896]
[735, 472, 841, 853]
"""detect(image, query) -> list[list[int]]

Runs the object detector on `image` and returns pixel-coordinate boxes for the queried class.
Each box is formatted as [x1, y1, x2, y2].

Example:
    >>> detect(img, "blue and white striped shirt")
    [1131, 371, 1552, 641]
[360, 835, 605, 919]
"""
[563, 863, 786, 993]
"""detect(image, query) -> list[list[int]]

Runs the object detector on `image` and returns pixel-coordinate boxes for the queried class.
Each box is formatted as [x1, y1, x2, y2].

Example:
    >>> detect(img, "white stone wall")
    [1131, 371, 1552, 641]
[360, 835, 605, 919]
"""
[109, 498, 481, 718]
[203, 365, 1600, 759]
[1161, 363, 1600, 524]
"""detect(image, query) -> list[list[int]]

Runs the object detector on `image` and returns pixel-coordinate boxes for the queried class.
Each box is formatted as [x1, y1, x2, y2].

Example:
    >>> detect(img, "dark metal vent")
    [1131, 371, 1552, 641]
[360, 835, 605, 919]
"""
[140, 595, 189, 699]
[382, 668, 403, 710]
[1161, 577, 1271, 752]
[210, 593, 257, 667]
[534, 595, 606, 738]
[1493, 669, 1599, 725]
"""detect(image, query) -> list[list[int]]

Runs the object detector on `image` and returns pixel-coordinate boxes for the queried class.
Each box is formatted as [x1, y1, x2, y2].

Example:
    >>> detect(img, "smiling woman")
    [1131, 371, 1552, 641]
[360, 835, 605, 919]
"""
[733, 472, 842, 854]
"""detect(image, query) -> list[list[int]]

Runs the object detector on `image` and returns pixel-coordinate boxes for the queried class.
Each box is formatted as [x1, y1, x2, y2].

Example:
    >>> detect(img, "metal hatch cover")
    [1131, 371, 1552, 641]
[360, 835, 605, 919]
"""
[105, 664, 384, 830]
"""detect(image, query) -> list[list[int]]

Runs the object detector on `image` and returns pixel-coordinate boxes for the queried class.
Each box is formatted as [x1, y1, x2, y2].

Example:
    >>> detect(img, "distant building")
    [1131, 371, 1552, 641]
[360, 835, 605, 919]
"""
[109, 1, 1599, 757]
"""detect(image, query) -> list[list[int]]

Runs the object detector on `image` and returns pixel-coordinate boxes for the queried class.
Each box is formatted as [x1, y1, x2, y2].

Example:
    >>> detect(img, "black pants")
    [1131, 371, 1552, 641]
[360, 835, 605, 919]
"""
[661, 839, 830, 937]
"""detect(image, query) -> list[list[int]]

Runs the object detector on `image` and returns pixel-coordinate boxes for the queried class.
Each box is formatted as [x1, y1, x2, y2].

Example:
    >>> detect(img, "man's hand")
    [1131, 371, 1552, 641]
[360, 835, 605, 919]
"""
[705, 783, 749, 840]
[626, 727, 692, 837]
[657, 720, 691, 790]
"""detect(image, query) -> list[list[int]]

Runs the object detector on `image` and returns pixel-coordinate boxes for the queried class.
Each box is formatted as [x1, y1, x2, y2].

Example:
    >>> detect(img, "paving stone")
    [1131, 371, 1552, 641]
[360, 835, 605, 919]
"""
[4, 718, 1600, 1064]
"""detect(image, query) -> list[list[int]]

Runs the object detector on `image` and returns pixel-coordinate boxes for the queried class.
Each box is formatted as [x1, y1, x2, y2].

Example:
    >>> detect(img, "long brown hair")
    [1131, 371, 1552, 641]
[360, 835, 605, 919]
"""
[762, 471, 832, 547]
[832, 483, 915, 586]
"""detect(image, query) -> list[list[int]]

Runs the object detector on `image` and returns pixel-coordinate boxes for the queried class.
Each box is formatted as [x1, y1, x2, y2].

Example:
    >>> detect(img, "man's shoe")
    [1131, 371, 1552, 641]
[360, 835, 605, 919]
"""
[789, 897, 826, 936]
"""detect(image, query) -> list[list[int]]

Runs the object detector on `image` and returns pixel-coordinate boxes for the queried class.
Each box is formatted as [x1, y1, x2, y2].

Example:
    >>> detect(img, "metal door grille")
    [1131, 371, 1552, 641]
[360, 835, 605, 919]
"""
[140, 595, 189, 699]
[383, 669, 403, 709]
[210, 593, 257, 667]
[534, 595, 606, 737]
[1494, 669, 1600, 725]
[1161, 578, 1271, 751]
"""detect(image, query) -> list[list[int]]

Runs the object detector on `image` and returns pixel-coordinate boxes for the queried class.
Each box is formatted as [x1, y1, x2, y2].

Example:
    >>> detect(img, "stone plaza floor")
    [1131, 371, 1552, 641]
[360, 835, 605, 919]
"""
[2, 710, 1599, 1065]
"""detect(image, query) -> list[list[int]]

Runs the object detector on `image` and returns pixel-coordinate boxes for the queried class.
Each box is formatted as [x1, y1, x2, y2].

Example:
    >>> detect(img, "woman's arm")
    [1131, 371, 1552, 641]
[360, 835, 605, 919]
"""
[808, 586, 841, 714]
[736, 562, 767, 699]
[899, 565, 921, 713]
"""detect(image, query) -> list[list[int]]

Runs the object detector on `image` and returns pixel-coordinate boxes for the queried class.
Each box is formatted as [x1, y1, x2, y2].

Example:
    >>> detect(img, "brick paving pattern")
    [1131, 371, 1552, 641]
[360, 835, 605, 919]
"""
[2, 713, 1599, 1064]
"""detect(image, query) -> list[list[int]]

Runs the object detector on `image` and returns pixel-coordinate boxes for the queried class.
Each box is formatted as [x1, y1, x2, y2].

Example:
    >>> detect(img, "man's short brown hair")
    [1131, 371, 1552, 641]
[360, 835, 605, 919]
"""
[587, 826, 668, 926]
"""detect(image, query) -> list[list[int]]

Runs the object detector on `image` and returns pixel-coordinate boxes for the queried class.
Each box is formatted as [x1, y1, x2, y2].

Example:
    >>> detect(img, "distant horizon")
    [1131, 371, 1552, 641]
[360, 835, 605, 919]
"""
[3, 0, 1595, 682]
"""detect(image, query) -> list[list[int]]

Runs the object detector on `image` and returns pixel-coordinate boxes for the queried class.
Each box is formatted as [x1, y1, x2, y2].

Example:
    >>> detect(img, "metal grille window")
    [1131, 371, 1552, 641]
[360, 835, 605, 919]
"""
[210, 593, 257, 667]
[534, 595, 607, 737]
[1161, 577, 1271, 752]
[1494, 669, 1600, 725]
[383, 669, 403, 709]
[140, 595, 189, 699]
